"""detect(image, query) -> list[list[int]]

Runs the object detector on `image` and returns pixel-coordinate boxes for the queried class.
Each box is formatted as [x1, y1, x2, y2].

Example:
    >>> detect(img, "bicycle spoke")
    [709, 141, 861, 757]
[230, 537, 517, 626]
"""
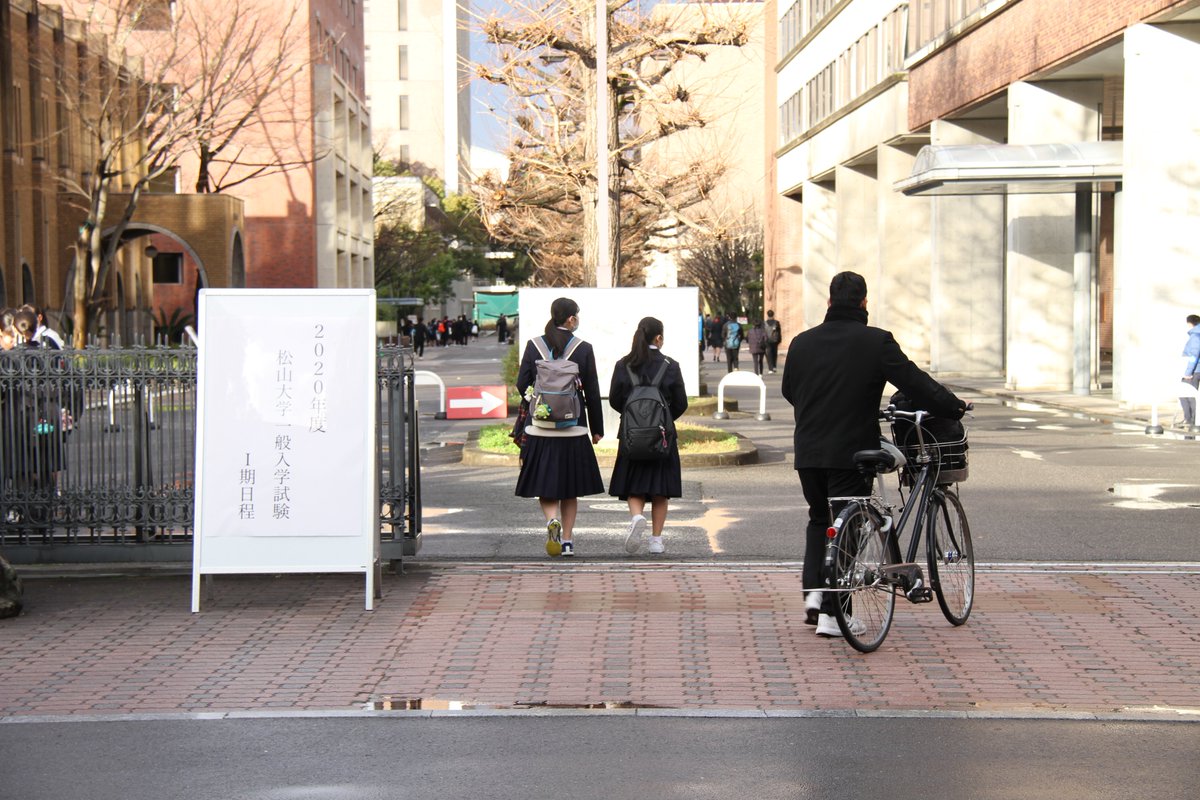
[927, 489, 974, 625]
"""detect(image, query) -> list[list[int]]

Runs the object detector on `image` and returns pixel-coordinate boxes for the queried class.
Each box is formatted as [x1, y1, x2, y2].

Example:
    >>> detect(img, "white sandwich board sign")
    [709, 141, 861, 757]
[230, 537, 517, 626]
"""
[516, 287, 701, 398]
[191, 289, 378, 612]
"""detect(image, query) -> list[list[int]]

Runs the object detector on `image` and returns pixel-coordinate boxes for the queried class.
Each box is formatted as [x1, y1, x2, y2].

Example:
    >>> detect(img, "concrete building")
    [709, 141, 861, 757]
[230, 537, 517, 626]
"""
[772, 0, 1200, 407]
[364, 0, 471, 192]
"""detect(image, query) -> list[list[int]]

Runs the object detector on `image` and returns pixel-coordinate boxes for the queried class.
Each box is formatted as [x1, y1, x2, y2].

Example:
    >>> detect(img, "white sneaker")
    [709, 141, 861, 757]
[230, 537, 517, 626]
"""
[623, 515, 647, 554]
[648, 536, 664, 555]
[804, 591, 822, 625]
[816, 613, 866, 638]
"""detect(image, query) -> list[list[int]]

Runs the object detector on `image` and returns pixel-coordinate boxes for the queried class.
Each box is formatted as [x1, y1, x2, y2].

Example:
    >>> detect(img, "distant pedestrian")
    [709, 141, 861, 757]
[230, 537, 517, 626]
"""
[514, 298, 604, 558]
[1180, 313, 1200, 428]
[496, 314, 509, 344]
[23, 305, 64, 350]
[412, 316, 427, 357]
[747, 319, 767, 376]
[608, 317, 688, 556]
[706, 315, 724, 362]
[722, 314, 742, 372]
[763, 310, 783, 373]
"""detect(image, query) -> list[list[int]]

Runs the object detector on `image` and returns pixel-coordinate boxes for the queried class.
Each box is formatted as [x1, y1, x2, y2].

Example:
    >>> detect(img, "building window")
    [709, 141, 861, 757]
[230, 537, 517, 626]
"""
[398, 95, 409, 130]
[398, 0, 407, 30]
[398, 45, 408, 80]
[398, 144, 410, 166]
[152, 253, 183, 284]
[9, 84, 23, 157]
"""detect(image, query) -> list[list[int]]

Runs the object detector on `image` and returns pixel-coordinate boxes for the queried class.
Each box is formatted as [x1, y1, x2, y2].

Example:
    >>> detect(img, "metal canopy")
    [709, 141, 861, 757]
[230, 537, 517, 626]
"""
[895, 141, 1123, 196]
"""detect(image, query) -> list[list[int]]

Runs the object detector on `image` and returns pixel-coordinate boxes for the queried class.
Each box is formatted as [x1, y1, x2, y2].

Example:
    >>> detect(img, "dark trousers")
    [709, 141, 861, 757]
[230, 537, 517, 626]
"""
[1182, 373, 1200, 426]
[766, 342, 779, 372]
[725, 347, 739, 371]
[752, 353, 765, 375]
[798, 467, 871, 613]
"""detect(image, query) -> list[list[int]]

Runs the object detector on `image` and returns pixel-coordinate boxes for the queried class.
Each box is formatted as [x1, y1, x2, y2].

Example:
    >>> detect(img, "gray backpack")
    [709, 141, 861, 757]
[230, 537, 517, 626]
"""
[530, 336, 584, 429]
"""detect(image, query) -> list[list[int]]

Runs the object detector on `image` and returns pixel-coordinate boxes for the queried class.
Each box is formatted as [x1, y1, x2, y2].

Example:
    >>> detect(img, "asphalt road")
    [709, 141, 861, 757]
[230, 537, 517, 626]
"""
[409, 341, 1200, 563]
[2, 715, 1197, 800]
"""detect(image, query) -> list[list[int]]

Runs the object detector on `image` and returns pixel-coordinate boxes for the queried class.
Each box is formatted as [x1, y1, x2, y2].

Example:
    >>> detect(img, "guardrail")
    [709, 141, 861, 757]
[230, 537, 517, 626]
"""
[0, 343, 421, 564]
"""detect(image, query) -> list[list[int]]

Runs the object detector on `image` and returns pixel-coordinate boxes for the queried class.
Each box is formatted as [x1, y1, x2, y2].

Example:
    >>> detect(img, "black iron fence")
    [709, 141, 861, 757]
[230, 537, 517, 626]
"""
[0, 343, 421, 563]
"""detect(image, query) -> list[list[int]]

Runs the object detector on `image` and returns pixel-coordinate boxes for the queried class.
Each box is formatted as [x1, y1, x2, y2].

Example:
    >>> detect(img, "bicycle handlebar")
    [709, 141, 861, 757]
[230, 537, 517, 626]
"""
[880, 402, 974, 423]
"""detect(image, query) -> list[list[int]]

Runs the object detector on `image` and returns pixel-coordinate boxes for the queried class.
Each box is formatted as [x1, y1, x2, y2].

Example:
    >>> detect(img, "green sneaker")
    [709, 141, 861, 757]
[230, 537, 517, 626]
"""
[545, 518, 562, 557]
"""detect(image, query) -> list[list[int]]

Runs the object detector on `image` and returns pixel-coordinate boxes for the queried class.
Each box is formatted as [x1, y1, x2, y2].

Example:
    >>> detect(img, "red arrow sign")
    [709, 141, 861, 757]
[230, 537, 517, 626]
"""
[446, 385, 509, 419]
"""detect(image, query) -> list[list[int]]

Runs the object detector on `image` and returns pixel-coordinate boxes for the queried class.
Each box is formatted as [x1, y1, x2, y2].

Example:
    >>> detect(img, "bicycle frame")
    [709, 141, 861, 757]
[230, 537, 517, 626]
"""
[826, 408, 942, 599]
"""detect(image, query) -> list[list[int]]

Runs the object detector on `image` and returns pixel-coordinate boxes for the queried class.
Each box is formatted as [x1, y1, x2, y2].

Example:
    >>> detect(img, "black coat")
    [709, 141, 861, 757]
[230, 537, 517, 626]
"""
[780, 306, 964, 470]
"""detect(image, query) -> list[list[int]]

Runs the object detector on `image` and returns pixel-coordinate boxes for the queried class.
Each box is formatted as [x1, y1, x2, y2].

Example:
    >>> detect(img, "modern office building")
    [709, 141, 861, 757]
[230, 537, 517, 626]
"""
[772, 0, 1200, 405]
[364, 0, 471, 192]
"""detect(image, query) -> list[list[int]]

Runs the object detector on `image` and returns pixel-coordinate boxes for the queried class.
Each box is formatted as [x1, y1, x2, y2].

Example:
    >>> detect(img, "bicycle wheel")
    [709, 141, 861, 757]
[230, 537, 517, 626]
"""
[829, 504, 895, 653]
[927, 488, 974, 625]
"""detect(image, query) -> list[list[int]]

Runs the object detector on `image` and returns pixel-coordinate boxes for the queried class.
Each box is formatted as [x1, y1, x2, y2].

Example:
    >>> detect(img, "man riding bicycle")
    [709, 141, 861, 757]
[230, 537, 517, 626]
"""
[780, 271, 968, 639]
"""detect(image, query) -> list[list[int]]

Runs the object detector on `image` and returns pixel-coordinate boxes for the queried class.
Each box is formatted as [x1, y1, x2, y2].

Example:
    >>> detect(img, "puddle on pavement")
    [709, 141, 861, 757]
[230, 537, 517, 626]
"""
[366, 697, 667, 711]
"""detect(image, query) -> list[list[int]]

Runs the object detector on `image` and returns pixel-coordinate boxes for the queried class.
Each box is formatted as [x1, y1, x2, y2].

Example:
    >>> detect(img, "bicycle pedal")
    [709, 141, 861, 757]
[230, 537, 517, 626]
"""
[906, 586, 934, 603]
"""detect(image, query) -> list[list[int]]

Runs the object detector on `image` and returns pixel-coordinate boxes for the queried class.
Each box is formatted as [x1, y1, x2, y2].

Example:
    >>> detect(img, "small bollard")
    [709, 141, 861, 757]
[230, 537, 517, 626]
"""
[712, 371, 771, 421]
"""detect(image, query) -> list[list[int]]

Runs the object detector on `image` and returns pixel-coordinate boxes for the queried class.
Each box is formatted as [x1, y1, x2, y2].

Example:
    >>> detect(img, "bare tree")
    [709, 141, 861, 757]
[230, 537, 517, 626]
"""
[679, 224, 763, 316]
[471, 0, 750, 287]
[55, 0, 318, 346]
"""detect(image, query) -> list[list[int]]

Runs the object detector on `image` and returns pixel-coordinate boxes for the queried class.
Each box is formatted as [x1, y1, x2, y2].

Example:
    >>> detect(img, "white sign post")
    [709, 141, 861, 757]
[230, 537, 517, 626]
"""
[191, 289, 378, 612]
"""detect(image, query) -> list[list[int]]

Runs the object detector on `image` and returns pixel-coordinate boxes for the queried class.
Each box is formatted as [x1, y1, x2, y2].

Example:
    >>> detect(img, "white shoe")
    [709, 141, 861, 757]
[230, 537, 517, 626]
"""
[623, 514, 647, 554]
[816, 613, 866, 638]
[648, 536, 664, 555]
[804, 591, 822, 625]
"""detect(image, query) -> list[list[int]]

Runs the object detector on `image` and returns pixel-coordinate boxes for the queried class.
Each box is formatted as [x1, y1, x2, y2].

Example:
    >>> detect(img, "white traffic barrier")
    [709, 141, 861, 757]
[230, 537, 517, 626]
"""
[1146, 378, 1200, 434]
[413, 370, 447, 419]
[712, 370, 770, 421]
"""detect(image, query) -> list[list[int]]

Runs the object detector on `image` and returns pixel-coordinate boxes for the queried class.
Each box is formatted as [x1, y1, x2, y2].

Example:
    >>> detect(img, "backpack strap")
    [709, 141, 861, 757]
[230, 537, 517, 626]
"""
[562, 336, 583, 359]
[531, 336, 552, 360]
[626, 359, 670, 388]
[648, 359, 670, 388]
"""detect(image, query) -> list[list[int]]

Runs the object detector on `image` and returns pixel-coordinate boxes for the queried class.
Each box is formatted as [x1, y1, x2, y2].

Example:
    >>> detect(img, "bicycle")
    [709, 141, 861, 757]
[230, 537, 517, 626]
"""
[822, 403, 975, 652]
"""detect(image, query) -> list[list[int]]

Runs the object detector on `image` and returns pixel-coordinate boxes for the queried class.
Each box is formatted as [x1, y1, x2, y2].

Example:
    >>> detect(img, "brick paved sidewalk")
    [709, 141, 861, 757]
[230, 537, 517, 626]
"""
[3, 563, 1199, 718]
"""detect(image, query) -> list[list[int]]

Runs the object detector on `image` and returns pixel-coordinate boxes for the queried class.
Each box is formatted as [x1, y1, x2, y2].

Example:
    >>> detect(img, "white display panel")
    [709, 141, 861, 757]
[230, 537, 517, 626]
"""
[517, 288, 701, 398]
[192, 289, 378, 611]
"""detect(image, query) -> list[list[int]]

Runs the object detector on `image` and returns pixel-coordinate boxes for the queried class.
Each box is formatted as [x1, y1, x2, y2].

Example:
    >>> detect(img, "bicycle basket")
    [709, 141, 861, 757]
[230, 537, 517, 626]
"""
[890, 417, 969, 485]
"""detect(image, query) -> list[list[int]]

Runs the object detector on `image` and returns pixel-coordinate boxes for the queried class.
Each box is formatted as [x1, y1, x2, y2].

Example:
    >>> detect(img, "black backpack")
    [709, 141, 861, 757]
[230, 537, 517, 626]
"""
[620, 360, 676, 461]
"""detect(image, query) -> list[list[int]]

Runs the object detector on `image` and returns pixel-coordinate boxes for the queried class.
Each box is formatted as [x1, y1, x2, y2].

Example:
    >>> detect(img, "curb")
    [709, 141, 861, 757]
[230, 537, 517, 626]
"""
[460, 429, 758, 468]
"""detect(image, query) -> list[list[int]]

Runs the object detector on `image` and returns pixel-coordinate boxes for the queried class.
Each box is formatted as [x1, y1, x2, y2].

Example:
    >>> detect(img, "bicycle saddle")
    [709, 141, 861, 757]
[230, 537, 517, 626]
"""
[852, 440, 907, 474]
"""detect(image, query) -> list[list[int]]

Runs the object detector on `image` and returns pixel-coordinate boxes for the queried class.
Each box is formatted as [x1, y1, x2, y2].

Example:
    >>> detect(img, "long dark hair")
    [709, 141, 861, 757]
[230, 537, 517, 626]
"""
[625, 316, 663, 371]
[543, 297, 578, 356]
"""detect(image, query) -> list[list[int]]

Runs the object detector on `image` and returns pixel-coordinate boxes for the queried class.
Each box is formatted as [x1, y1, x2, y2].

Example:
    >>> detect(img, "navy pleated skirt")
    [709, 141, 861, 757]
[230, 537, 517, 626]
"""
[607, 447, 683, 500]
[515, 433, 605, 499]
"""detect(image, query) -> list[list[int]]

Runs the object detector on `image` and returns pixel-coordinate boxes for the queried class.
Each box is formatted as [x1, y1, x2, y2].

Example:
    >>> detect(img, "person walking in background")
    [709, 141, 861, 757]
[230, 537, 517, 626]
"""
[747, 319, 767, 376]
[1180, 313, 1200, 428]
[23, 305, 64, 350]
[706, 314, 724, 362]
[514, 297, 605, 558]
[722, 313, 742, 372]
[763, 310, 783, 374]
[608, 317, 688, 555]
[781, 271, 967, 639]
[496, 314, 509, 344]
[411, 316, 426, 358]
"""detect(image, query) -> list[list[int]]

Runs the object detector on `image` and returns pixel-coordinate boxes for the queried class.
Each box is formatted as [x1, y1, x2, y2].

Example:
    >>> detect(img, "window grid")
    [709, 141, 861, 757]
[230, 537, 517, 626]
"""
[779, 7, 908, 149]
